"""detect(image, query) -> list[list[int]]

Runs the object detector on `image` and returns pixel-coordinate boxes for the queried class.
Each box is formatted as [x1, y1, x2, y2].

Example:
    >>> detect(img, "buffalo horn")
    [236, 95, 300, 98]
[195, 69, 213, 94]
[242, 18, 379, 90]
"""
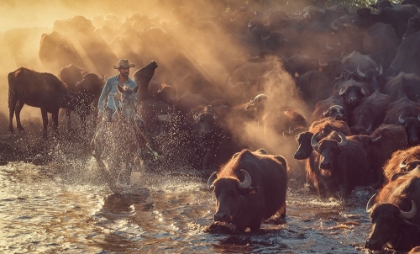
[337, 132, 347, 148]
[399, 114, 405, 124]
[361, 88, 366, 96]
[400, 200, 417, 219]
[331, 20, 339, 31]
[207, 171, 218, 188]
[366, 193, 377, 213]
[378, 64, 383, 75]
[338, 86, 347, 96]
[311, 132, 320, 151]
[372, 135, 381, 143]
[319, 59, 329, 67]
[325, 42, 334, 51]
[366, 123, 372, 134]
[238, 169, 252, 189]
[101, 73, 105, 82]
[357, 65, 366, 78]
[400, 156, 408, 169]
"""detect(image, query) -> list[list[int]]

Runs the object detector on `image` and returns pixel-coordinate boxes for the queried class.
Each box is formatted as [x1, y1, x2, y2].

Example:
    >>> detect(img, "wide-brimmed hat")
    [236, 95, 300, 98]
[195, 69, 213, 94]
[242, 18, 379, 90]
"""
[113, 59, 135, 69]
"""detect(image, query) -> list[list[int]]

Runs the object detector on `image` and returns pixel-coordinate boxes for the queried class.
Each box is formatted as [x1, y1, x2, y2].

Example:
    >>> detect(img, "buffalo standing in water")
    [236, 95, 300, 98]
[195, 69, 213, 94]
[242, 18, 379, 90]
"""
[207, 149, 288, 232]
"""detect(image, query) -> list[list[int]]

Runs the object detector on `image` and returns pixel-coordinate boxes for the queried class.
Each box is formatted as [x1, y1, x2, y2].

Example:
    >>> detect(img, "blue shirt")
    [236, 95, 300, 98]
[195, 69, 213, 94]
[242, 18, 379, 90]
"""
[97, 75, 137, 114]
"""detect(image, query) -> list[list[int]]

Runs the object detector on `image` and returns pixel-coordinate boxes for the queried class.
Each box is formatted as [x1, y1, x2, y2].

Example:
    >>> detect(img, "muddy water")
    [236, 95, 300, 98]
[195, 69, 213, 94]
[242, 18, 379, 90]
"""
[0, 140, 379, 254]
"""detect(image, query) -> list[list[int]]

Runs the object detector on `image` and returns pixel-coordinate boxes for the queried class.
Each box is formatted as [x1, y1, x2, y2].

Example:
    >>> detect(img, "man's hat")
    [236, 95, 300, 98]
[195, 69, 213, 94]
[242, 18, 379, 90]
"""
[113, 59, 135, 69]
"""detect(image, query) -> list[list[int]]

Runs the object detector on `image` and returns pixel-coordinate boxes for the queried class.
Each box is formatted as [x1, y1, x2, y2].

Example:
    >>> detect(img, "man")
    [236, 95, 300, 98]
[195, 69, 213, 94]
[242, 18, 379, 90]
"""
[94, 59, 159, 163]
[98, 59, 137, 121]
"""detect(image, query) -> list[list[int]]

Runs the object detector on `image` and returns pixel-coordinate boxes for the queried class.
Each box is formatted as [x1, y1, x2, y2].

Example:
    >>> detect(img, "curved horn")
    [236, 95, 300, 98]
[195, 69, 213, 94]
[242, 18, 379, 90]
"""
[247, 20, 254, 28]
[337, 132, 348, 148]
[207, 171, 218, 187]
[360, 87, 366, 96]
[357, 65, 366, 78]
[372, 135, 382, 143]
[338, 86, 347, 96]
[400, 200, 417, 219]
[261, 33, 271, 41]
[238, 169, 252, 189]
[311, 132, 320, 151]
[399, 114, 405, 124]
[366, 193, 377, 213]
[319, 59, 329, 67]
[101, 73, 105, 82]
[378, 64, 383, 75]
[331, 19, 339, 31]
[400, 156, 408, 169]
[366, 123, 372, 134]
[325, 42, 334, 51]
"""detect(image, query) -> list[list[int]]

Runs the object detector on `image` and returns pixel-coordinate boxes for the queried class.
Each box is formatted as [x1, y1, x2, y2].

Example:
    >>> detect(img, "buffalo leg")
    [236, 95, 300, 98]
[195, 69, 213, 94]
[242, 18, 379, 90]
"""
[51, 108, 60, 138]
[66, 109, 71, 132]
[8, 96, 18, 133]
[14, 100, 25, 131]
[41, 108, 48, 138]
[80, 115, 87, 135]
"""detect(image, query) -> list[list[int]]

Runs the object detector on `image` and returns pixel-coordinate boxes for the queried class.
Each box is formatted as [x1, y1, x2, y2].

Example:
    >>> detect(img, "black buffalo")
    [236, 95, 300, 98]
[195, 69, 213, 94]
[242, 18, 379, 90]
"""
[207, 149, 288, 232]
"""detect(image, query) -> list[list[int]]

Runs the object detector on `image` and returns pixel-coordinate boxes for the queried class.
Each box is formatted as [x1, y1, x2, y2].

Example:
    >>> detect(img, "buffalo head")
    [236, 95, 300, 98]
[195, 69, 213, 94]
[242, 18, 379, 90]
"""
[365, 194, 418, 251]
[207, 169, 255, 223]
[311, 131, 347, 170]
[399, 114, 420, 146]
[323, 105, 347, 122]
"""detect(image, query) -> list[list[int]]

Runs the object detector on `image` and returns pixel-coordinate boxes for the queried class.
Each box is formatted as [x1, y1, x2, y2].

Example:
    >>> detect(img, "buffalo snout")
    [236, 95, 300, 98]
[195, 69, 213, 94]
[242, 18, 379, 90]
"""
[365, 238, 381, 250]
[320, 161, 332, 170]
[214, 212, 231, 222]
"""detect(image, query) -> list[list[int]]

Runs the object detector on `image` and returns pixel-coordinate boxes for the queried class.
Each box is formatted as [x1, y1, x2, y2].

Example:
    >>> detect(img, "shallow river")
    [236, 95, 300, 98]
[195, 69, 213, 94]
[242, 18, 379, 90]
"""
[0, 136, 380, 254]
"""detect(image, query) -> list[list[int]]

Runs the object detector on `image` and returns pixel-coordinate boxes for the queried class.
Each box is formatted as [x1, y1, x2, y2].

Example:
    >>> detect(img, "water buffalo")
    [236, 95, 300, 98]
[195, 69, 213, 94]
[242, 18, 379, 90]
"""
[383, 96, 420, 146]
[8, 67, 74, 138]
[333, 78, 371, 109]
[349, 90, 391, 134]
[354, 5, 418, 41]
[207, 149, 288, 232]
[310, 131, 369, 197]
[351, 124, 408, 187]
[365, 171, 420, 251]
[383, 145, 420, 184]
[58, 64, 104, 133]
[383, 72, 420, 103]
[387, 32, 420, 76]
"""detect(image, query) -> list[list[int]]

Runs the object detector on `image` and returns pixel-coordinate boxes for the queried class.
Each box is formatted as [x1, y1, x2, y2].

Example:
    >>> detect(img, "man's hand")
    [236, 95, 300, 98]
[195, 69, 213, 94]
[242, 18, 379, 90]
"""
[113, 94, 121, 101]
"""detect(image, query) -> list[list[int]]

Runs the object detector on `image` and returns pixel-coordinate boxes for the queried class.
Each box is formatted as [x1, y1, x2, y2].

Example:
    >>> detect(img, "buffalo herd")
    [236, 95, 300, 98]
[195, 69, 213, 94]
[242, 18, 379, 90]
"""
[7, 0, 420, 252]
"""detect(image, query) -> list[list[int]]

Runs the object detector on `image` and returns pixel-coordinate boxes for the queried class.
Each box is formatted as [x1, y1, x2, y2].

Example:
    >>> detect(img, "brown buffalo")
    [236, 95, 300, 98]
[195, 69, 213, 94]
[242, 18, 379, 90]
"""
[207, 149, 288, 232]
[383, 96, 420, 146]
[365, 170, 420, 251]
[58, 64, 104, 133]
[383, 145, 420, 184]
[8, 67, 74, 138]
[310, 131, 369, 197]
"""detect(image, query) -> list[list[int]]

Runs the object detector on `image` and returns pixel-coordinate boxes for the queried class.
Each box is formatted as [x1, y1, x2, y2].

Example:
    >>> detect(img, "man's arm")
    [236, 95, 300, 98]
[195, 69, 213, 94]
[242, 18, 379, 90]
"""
[98, 78, 112, 115]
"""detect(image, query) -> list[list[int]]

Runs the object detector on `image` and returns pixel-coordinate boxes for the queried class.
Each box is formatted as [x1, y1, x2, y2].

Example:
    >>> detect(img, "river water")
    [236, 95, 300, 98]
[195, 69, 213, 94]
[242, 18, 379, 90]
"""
[0, 133, 381, 254]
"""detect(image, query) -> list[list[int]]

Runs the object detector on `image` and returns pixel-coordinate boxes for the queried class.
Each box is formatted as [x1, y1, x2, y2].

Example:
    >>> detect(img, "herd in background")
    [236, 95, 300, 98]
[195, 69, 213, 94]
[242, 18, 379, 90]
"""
[7, 0, 420, 251]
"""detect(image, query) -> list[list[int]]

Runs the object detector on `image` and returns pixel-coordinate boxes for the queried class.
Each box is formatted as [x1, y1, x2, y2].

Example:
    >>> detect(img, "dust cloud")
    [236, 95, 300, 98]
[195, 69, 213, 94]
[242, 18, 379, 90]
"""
[1, 0, 318, 175]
